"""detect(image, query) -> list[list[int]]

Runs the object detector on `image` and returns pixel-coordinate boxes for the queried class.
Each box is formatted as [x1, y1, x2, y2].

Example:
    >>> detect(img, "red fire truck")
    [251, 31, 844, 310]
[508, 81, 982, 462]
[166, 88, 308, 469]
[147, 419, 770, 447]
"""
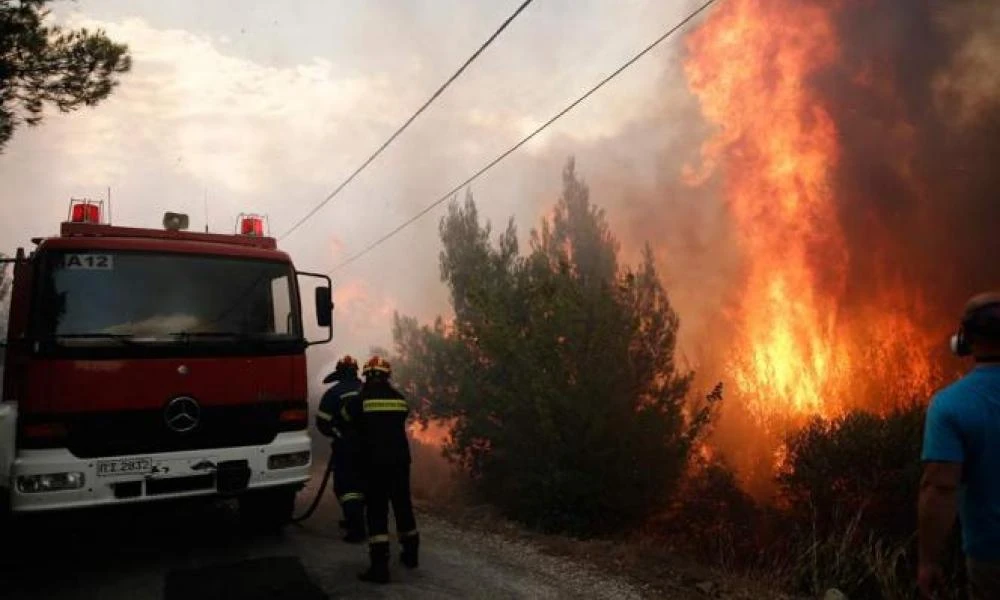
[0, 200, 333, 526]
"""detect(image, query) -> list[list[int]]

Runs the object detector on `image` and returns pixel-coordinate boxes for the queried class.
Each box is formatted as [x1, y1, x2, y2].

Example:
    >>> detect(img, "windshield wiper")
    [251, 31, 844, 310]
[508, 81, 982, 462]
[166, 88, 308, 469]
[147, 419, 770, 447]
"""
[168, 331, 264, 342]
[52, 333, 139, 345]
[170, 331, 249, 337]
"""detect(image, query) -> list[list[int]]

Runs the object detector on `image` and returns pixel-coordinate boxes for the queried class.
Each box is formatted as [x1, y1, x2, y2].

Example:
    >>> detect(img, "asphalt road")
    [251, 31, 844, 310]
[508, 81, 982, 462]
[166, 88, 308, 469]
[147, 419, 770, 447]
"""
[0, 468, 647, 600]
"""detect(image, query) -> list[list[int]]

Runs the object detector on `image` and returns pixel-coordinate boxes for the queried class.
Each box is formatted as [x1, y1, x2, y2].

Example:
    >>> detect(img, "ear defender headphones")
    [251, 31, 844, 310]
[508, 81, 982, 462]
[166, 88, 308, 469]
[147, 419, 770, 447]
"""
[951, 297, 1000, 358]
[951, 323, 972, 357]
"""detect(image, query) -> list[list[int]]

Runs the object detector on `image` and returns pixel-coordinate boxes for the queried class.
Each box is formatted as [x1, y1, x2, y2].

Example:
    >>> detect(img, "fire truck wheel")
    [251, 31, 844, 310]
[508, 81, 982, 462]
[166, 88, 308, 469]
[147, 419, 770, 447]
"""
[238, 486, 297, 531]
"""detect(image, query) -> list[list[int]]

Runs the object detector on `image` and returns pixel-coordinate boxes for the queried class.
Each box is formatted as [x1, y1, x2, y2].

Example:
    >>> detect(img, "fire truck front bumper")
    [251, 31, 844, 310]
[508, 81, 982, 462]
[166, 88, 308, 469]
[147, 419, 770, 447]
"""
[8, 432, 312, 513]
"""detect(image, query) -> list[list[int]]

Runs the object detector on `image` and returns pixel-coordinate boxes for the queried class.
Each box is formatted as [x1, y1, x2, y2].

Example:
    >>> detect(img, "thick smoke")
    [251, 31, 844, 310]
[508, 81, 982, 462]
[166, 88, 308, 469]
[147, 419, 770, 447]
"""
[817, 0, 1000, 344]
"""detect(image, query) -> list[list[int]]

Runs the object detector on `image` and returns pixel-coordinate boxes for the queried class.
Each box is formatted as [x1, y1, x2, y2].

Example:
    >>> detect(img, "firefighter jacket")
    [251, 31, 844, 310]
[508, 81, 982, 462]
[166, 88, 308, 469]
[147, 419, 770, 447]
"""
[316, 372, 363, 444]
[347, 378, 411, 467]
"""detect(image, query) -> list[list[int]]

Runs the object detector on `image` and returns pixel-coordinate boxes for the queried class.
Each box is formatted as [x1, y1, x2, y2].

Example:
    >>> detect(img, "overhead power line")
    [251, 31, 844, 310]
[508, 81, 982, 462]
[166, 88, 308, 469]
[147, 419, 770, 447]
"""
[330, 0, 719, 273]
[278, 0, 536, 241]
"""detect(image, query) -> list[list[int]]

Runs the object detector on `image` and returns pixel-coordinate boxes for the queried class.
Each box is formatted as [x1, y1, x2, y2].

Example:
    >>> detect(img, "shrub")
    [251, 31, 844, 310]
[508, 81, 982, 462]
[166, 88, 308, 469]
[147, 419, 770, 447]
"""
[777, 404, 925, 541]
[659, 405, 966, 599]
[775, 404, 965, 598]
[658, 459, 782, 571]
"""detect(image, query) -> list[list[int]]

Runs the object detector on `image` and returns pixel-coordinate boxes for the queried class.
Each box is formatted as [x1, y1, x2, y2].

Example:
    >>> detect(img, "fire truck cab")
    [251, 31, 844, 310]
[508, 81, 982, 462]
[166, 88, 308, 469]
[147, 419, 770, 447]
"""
[0, 201, 332, 526]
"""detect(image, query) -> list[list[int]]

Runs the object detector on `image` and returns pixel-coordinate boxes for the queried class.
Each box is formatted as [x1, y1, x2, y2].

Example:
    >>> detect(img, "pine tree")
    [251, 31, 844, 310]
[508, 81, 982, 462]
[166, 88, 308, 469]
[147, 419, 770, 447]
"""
[1, 0, 131, 150]
[393, 159, 716, 533]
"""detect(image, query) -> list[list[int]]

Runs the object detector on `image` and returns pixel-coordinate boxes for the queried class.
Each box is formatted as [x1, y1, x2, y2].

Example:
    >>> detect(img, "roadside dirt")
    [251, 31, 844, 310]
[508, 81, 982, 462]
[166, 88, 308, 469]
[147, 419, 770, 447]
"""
[417, 500, 810, 600]
[1, 477, 649, 599]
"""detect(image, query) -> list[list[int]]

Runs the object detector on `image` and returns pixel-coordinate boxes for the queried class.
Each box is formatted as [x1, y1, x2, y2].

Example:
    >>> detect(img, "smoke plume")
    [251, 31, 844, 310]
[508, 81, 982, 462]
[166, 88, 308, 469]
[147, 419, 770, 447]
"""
[819, 0, 1000, 340]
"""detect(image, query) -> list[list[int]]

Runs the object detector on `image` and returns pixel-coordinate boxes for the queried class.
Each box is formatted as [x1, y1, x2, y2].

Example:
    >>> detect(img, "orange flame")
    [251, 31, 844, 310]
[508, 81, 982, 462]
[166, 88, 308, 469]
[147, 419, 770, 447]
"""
[683, 0, 939, 421]
[408, 419, 452, 447]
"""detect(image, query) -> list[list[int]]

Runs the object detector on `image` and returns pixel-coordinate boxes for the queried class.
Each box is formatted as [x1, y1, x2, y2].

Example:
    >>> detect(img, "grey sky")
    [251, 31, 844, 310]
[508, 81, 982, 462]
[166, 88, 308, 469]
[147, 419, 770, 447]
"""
[0, 0, 713, 391]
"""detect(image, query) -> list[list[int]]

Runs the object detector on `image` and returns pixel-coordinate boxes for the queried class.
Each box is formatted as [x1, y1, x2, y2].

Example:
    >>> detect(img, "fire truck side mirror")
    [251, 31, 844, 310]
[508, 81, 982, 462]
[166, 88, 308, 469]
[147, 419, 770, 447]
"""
[297, 271, 333, 346]
[315, 287, 333, 328]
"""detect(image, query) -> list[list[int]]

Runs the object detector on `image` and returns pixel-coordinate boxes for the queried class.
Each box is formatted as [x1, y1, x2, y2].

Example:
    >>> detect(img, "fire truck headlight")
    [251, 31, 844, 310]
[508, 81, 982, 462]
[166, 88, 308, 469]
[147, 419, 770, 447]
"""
[267, 451, 310, 470]
[16, 472, 86, 493]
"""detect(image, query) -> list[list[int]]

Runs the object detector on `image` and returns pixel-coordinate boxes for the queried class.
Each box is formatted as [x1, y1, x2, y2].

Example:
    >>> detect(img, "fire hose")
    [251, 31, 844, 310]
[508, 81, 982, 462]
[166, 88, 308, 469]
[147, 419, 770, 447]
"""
[290, 450, 336, 524]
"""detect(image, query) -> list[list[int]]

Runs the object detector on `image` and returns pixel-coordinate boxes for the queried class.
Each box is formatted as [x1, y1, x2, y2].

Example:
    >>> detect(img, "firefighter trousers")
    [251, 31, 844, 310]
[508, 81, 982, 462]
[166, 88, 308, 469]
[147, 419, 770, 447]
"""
[365, 463, 418, 548]
[333, 443, 365, 537]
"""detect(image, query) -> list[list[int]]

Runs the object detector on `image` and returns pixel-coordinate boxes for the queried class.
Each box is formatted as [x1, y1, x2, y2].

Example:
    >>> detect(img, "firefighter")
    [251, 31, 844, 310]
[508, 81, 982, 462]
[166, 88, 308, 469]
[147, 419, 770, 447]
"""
[351, 355, 419, 584]
[315, 355, 366, 543]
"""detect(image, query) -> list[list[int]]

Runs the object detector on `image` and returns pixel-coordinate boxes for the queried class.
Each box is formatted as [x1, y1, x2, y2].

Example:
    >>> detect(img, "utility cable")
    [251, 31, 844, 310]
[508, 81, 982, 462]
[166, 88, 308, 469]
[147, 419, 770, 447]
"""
[330, 0, 719, 273]
[278, 0, 536, 241]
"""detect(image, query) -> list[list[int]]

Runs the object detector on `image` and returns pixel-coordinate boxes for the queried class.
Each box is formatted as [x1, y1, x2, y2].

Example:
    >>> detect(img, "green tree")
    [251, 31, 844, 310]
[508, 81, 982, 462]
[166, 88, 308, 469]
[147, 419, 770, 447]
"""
[0, 0, 131, 150]
[0, 254, 10, 341]
[393, 159, 716, 534]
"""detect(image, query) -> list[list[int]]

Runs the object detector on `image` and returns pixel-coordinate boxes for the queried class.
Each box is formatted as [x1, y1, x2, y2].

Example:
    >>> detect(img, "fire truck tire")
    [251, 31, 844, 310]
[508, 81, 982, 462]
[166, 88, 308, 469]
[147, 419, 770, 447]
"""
[238, 486, 297, 530]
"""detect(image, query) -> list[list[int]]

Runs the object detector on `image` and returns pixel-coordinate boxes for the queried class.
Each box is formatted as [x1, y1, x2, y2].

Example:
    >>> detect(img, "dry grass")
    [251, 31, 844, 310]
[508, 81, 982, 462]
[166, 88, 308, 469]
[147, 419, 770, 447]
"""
[406, 411, 962, 600]
[416, 494, 810, 600]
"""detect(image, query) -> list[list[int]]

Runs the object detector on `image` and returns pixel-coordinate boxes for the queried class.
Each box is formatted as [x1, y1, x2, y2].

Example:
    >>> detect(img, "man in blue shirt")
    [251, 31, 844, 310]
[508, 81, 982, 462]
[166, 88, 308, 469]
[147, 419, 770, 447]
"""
[920, 292, 1000, 599]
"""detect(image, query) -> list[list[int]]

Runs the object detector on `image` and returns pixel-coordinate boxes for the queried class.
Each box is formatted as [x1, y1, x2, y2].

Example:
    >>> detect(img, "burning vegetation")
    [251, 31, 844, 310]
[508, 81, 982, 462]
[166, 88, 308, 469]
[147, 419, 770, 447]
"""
[392, 0, 999, 596]
[684, 0, 934, 420]
[674, 0, 1000, 491]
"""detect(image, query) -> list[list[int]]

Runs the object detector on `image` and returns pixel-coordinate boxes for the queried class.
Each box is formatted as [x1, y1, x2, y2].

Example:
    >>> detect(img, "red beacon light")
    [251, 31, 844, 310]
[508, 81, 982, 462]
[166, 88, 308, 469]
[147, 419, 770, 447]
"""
[241, 217, 263, 236]
[67, 199, 103, 224]
[236, 213, 268, 237]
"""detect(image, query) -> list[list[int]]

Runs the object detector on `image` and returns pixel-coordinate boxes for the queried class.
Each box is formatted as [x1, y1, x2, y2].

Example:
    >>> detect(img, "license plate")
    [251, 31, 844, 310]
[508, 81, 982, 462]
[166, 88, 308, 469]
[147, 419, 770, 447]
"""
[96, 457, 152, 477]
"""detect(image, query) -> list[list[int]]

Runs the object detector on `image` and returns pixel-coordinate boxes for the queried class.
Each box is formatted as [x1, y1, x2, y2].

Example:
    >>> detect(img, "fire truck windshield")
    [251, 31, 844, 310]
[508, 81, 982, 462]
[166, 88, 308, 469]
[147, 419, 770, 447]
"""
[32, 251, 300, 346]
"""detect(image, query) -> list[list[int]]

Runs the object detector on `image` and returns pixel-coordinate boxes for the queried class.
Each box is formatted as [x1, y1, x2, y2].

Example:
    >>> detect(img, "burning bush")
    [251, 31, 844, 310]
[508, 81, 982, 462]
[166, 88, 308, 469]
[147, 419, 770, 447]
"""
[777, 404, 971, 598]
[774, 405, 922, 597]
[777, 405, 925, 542]
[392, 160, 715, 535]
[659, 405, 966, 599]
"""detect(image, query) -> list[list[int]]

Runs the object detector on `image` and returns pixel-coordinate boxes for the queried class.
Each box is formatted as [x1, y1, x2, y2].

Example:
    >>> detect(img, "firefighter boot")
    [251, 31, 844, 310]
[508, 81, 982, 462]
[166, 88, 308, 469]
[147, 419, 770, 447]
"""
[358, 542, 390, 584]
[400, 532, 420, 569]
[342, 501, 366, 544]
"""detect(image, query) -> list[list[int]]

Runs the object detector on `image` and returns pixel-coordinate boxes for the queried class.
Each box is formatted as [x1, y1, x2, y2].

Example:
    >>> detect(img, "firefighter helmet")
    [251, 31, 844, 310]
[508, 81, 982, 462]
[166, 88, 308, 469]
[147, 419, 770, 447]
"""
[322, 355, 358, 384]
[336, 355, 359, 372]
[363, 355, 392, 377]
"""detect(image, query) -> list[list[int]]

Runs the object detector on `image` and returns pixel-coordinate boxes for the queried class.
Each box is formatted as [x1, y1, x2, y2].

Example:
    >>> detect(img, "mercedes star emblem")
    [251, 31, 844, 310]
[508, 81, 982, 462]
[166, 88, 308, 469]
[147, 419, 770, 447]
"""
[164, 396, 201, 433]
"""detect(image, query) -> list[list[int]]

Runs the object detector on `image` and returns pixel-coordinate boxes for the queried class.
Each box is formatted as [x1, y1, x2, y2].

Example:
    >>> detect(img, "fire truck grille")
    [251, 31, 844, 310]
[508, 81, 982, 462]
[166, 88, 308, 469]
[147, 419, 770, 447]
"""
[60, 402, 294, 459]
